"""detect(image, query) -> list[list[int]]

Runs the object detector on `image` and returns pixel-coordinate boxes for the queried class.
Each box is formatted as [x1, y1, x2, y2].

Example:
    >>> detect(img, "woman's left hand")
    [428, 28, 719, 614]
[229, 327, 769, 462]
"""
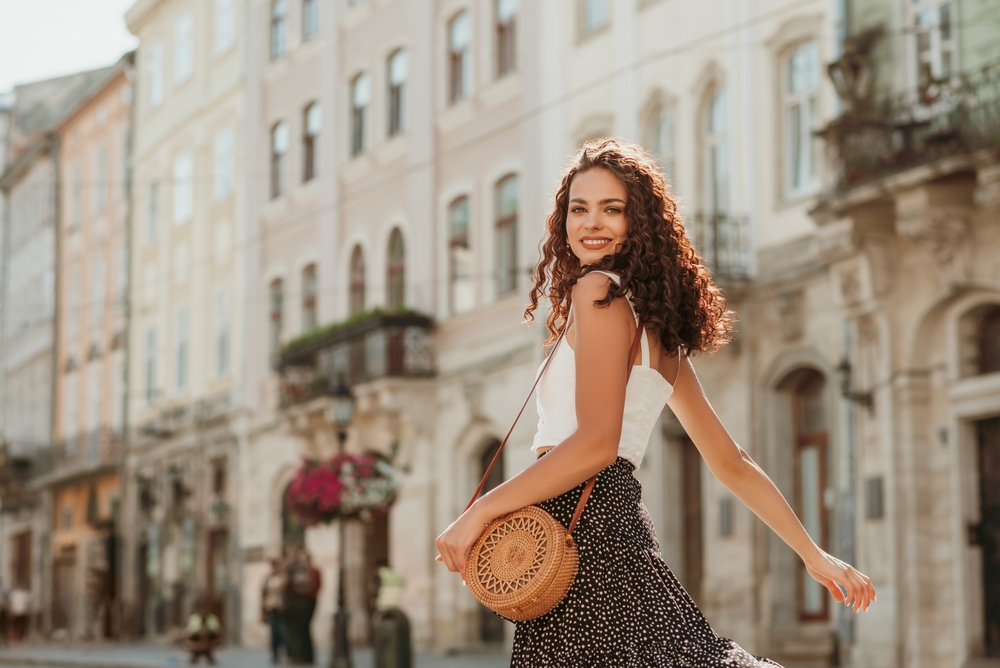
[435, 504, 491, 578]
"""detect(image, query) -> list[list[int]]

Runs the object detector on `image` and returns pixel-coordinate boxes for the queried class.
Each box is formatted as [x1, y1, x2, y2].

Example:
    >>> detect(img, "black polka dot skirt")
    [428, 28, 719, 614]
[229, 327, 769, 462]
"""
[509, 456, 784, 667]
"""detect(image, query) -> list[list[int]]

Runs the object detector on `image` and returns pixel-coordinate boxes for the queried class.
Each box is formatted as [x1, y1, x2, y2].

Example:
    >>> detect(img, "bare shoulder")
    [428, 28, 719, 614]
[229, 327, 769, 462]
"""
[570, 271, 615, 306]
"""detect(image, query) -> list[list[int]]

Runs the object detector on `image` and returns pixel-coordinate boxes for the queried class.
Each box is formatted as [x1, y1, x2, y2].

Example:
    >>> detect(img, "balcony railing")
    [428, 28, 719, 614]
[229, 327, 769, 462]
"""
[821, 58, 1000, 190]
[278, 309, 435, 408]
[688, 213, 753, 280]
[52, 428, 123, 474]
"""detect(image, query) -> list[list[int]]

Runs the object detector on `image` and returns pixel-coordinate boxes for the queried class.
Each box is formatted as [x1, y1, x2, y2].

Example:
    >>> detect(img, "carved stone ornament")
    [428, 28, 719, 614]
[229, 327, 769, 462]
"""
[776, 289, 805, 342]
[897, 207, 973, 286]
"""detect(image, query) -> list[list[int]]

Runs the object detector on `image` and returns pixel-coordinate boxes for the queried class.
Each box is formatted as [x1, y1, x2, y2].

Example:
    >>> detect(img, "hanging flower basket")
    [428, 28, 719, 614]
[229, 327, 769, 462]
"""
[285, 453, 398, 527]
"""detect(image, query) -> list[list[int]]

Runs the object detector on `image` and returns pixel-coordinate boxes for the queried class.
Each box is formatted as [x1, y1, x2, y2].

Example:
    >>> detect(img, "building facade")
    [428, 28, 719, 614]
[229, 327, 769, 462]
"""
[41, 54, 134, 641]
[122, 0, 247, 641]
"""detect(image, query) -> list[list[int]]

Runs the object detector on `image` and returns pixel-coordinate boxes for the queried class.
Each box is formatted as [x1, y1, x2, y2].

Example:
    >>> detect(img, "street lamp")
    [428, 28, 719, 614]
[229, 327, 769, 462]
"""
[328, 376, 355, 668]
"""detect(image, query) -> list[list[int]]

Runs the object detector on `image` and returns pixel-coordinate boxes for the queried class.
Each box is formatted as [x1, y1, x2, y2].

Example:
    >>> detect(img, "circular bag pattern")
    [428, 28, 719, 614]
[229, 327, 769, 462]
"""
[465, 505, 579, 621]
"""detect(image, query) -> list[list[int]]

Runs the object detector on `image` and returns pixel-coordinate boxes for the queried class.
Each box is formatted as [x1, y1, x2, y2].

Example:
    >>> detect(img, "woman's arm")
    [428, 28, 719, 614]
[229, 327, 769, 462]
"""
[435, 273, 635, 575]
[667, 357, 876, 612]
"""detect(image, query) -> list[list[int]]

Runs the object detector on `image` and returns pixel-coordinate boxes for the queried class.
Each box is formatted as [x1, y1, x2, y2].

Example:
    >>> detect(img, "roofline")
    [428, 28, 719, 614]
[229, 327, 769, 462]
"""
[53, 52, 135, 134]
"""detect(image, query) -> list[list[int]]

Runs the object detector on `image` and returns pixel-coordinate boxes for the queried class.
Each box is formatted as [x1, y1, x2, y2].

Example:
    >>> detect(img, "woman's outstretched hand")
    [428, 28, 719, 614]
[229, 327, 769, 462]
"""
[435, 504, 490, 579]
[804, 549, 876, 612]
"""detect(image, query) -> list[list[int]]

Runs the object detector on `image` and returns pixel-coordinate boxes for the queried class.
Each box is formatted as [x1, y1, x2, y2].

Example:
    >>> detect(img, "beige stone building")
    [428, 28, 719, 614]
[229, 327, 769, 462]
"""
[42, 53, 133, 641]
[123, 0, 246, 640]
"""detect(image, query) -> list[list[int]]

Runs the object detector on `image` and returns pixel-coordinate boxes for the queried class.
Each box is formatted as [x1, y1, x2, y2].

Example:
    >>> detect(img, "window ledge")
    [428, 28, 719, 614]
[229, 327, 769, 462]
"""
[777, 186, 822, 212]
[376, 133, 410, 165]
[437, 98, 475, 134]
[949, 372, 1000, 403]
[576, 23, 611, 47]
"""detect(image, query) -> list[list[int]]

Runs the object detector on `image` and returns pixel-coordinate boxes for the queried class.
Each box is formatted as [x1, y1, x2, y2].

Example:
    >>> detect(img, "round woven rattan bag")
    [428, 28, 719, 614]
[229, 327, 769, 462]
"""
[464, 505, 579, 621]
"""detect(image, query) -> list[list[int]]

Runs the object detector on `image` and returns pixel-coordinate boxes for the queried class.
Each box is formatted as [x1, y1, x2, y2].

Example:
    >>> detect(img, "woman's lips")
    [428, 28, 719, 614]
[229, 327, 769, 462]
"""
[580, 238, 612, 250]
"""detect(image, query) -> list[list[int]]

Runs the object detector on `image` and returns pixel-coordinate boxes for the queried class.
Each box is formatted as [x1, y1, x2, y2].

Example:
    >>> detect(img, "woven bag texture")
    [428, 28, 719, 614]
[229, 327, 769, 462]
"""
[465, 505, 579, 621]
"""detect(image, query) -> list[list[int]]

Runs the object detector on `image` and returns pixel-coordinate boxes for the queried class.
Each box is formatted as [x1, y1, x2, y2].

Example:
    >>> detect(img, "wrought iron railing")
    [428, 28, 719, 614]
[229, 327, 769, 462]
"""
[278, 310, 435, 408]
[821, 58, 1000, 189]
[688, 213, 753, 280]
[53, 427, 123, 473]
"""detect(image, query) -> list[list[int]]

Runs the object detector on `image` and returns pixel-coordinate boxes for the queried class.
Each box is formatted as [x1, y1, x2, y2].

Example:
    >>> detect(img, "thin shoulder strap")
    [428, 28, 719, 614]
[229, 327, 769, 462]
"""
[465, 322, 645, 536]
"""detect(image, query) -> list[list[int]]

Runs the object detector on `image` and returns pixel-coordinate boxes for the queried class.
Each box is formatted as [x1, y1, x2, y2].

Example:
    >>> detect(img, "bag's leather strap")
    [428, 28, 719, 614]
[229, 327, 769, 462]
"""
[465, 318, 645, 537]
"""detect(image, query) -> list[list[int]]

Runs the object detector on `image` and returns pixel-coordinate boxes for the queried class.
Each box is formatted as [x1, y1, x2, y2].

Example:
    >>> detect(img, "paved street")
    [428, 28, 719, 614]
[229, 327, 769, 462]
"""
[0, 644, 510, 668]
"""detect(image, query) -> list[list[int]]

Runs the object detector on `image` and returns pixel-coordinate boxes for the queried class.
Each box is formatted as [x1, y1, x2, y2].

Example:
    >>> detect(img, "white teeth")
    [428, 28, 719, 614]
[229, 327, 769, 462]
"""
[583, 239, 610, 246]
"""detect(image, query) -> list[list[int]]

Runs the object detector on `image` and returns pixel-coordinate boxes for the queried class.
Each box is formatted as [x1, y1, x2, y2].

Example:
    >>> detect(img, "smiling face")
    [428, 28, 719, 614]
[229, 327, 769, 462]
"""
[566, 167, 629, 266]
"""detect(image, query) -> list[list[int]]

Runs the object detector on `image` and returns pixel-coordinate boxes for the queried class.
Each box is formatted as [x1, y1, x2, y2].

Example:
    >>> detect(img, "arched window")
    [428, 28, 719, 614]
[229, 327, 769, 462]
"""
[386, 229, 405, 309]
[449, 196, 474, 314]
[270, 121, 289, 198]
[270, 0, 288, 60]
[784, 41, 820, 196]
[792, 370, 828, 621]
[645, 102, 676, 180]
[349, 246, 365, 316]
[495, 175, 518, 296]
[303, 102, 321, 182]
[977, 304, 1000, 375]
[448, 11, 472, 103]
[302, 0, 319, 40]
[387, 49, 407, 137]
[301, 264, 317, 332]
[351, 73, 371, 156]
[702, 85, 729, 216]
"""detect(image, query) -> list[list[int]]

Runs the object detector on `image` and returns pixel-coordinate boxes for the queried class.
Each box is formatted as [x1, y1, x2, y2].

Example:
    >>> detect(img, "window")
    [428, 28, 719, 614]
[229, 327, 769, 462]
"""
[977, 305, 1000, 375]
[70, 163, 82, 228]
[349, 246, 365, 315]
[147, 43, 164, 108]
[147, 182, 159, 243]
[87, 361, 102, 433]
[303, 0, 319, 39]
[495, 174, 518, 296]
[269, 279, 284, 368]
[350, 73, 370, 156]
[173, 153, 193, 224]
[387, 229, 405, 309]
[117, 243, 128, 309]
[271, 121, 289, 198]
[301, 264, 317, 332]
[174, 12, 194, 83]
[303, 103, 321, 182]
[176, 308, 189, 392]
[64, 371, 79, 440]
[496, 0, 517, 77]
[91, 255, 106, 327]
[216, 290, 229, 377]
[582, 0, 610, 34]
[911, 0, 955, 91]
[95, 148, 108, 215]
[784, 41, 820, 196]
[67, 267, 81, 339]
[793, 371, 828, 620]
[145, 327, 157, 405]
[110, 352, 124, 432]
[647, 105, 676, 180]
[449, 196, 474, 314]
[449, 11, 472, 103]
[215, 0, 235, 54]
[215, 127, 234, 200]
[387, 49, 407, 137]
[703, 86, 729, 215]
[271, 0, 288, 60]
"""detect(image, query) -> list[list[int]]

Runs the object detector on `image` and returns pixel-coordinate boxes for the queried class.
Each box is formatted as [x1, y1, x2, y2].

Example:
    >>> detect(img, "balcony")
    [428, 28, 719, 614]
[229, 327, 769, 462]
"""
[688, 212, 753, 281]
[821, 58, 1000, 190]
[278, 309, 436, 408]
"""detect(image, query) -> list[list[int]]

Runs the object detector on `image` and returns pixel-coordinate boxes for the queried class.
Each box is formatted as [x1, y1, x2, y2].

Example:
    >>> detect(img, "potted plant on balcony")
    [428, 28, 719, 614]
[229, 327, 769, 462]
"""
[285, 453, 397, 526]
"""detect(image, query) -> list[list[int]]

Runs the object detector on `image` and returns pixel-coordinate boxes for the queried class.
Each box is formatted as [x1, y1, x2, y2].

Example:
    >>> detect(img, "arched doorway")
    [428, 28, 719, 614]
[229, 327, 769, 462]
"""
[282, 483, 306, 554]
[477, 438, 505, 644]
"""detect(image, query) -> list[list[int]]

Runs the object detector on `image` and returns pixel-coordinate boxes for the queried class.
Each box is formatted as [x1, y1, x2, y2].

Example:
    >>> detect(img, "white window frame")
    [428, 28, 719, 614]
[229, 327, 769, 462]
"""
[387, 49, 407, 136]
[64, 371, 79, 440]
[173, 153, 194, 224]
[702, 86, 730, 215]
[147, 181, 159, 243]
[145, 326, 157, 405]
[581, 0, 610, 35]
[350, 73, 371, 156]
[91, 255, 107, 328]
[214, 127, 234, 200]
[215, 0, 235, 55]
[215, 290, 229, 378]
[908, 0, 957, 90]
[176, 307, 189, 392]
[448, 11, 472, 103]
[147, 43, 164, 109]
[174, 12, 195, 84]
[303, 0, 319, 40]
[783, 40, 821, 198]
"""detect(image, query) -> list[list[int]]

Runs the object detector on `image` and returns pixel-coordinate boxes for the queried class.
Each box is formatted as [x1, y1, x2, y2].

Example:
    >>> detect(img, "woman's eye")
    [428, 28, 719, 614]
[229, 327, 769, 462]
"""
[606, 207, 621, 214]
[571, 206, 585, 214]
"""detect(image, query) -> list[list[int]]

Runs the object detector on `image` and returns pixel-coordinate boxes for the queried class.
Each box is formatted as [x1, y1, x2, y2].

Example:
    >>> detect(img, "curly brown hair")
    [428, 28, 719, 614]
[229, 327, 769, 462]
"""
[525, 138, 735, 355]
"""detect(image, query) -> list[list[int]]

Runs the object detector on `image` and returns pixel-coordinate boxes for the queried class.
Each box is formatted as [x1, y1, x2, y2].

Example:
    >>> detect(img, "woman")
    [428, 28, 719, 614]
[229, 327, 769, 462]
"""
[435, 138, 876, 666]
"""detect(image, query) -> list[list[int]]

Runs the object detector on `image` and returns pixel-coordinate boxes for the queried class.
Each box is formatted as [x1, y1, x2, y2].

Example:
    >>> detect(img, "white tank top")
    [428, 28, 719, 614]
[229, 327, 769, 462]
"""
[531, 271, 676, 469]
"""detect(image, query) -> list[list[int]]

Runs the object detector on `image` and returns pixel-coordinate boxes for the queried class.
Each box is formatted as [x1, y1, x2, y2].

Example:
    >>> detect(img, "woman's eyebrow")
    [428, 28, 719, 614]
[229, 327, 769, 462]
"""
[568, 197, 626, 205]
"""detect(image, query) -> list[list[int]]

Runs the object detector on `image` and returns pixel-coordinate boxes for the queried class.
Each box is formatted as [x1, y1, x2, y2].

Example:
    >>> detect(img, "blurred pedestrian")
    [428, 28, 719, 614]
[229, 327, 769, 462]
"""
[261, 558, 287, 664]
[0, 581, 9, 645]
[9, 585, 29, 641]
[185, 594, 222, 666]
[284, 549, 321, 665]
